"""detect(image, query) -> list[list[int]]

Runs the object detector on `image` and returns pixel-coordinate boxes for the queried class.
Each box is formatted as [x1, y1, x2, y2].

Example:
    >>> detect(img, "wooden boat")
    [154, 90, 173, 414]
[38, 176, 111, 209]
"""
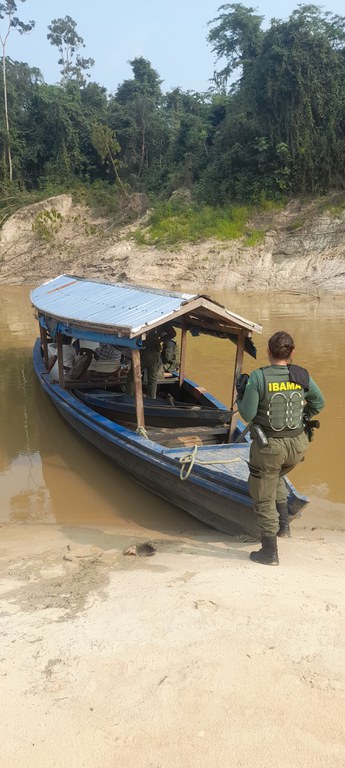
[31, 275, 308, 537]
[74, 380, 232, 428]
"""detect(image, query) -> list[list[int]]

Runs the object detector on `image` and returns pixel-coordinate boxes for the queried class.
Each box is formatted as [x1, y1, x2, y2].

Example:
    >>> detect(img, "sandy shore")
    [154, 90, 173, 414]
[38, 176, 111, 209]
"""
[1, 520, 345, 768]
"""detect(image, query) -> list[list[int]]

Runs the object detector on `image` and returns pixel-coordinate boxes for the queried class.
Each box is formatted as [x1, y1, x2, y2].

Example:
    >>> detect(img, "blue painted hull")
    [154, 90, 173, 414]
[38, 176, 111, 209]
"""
[33, 340, 308, 537]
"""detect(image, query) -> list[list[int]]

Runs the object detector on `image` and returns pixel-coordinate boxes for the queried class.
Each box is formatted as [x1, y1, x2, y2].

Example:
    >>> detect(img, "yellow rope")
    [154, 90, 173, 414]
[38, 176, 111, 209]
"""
[179, 444, 243, 481]
[136, 426, 149, 439]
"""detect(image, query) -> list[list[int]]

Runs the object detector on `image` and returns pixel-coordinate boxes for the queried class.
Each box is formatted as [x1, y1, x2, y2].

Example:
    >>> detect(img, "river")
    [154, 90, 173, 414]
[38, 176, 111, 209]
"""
[0, 287, 344, 533]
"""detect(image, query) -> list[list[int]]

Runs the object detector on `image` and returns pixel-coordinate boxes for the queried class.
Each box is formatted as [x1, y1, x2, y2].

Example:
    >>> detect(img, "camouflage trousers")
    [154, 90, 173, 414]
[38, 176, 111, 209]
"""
[125, 347, 161, 399]
[248, 431, 309, 536]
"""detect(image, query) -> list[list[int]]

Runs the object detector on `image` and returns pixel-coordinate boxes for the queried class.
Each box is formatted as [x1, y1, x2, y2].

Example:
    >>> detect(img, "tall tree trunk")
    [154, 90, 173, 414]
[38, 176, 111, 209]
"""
[139, 124, 145, 178]
[108, 148, 129, 198]
[2, 46, 13, 181]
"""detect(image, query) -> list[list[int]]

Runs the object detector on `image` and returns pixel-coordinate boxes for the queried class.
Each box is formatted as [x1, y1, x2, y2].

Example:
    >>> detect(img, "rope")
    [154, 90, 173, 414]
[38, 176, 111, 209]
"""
[179, 444, 243, 481]
[136, 426, 149, 439]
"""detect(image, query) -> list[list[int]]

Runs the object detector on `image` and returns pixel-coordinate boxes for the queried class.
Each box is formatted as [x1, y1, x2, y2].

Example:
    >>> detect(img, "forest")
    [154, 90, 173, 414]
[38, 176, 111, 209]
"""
[1, 2, 345, 221]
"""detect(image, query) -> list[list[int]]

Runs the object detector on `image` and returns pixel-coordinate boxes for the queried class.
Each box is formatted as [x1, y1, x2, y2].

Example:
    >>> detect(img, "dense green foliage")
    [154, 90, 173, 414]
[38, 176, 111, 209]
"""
[1, 4, 345, 215]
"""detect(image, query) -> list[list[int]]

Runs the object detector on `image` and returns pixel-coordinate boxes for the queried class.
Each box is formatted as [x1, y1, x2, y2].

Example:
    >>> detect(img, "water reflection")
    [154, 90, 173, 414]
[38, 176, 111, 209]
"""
[1, 350, 38, 460]
[35, 385, 185, 529]
[0, 286, 344, 529]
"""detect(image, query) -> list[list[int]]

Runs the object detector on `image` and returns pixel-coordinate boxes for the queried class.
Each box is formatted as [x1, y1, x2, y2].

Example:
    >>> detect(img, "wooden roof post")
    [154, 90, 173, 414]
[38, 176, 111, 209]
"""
[228, 330, 246, 442]
[40, 326, 49, 370]
[131, 348, 145, 430]
[179, 324, 187, 388]
[56, 331, 65, 388]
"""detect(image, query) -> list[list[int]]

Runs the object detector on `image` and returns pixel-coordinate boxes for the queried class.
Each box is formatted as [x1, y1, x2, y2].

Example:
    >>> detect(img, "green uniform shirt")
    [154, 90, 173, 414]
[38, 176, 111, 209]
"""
[238, 365, 325, 424]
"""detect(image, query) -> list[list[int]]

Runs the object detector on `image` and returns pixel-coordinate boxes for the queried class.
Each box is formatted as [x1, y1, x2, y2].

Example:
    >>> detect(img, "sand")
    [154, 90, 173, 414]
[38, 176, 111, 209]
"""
[0, 519, 344, 768]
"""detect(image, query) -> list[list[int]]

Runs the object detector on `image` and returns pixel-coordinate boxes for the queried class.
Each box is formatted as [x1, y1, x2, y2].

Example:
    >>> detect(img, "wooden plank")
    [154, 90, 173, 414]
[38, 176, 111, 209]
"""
[126, 296, 262, 337]
[179, 325, 187, 387]
[228, 331, 246, 442]
[185, 310, 240, 332]
[131, 349, 145, 429]
[40, 326, 49, 370]
[70, 378, 121, 391]
[56, 331, 65, 389]
[147, 427, 229, 448]
[154, 433, 224, 448]
[147, 424, 228, 440]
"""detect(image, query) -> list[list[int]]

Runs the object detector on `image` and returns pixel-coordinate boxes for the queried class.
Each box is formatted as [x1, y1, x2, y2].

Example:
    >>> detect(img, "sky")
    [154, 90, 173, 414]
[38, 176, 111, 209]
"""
[3, 0, 345, 94]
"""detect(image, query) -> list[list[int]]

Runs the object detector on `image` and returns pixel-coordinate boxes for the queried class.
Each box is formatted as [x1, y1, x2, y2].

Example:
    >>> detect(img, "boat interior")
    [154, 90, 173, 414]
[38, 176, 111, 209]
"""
[70, 376, 234, 448]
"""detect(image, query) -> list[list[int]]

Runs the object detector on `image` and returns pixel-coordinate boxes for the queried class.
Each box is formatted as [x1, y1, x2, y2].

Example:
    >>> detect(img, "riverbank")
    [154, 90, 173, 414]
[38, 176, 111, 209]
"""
[1, 519, 344, 768]
[1, 194, 345, 293]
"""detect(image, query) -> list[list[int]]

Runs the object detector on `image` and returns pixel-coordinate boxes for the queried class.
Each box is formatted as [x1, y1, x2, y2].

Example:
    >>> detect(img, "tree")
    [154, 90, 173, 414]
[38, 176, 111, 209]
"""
[208, 3, 263, 91]
[110, 58, 164, 183]
[253, 6, 345, 192]
[0, 0, 34, 180]
[164, 88, 211, 192]
[47, 15, 94, 86]
[0, 58, 42, 183]
[91, 123, 128, 196]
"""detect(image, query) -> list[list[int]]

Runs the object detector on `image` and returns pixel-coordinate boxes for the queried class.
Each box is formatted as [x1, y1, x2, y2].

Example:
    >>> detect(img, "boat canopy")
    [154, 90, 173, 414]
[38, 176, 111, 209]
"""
[31, 274, 262, 357]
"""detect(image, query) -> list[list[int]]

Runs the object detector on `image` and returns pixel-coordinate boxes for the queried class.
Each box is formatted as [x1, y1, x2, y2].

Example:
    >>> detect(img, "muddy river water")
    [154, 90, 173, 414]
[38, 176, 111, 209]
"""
[0, 287, 344, 533]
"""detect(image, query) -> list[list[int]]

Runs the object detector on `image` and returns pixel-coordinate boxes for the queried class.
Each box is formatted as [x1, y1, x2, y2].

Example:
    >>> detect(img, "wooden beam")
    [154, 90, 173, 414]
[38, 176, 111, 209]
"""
[40, 326, 49, 370]
[228, 331, 246, 442]
[131, 349, 145, 429]
[179, 325, 187, 387]
[127, 297, 262, 337]
[56, 331, 65, 389]
[179, 315, 241, 335]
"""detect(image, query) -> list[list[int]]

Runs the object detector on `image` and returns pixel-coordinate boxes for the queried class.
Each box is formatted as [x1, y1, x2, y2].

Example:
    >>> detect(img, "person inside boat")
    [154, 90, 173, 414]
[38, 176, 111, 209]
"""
[70, 339, 122, 379]
[125, 329, 161, 399]
[160, 325, 179, 375]
[86, 342, 122, 378]
[237, 331, 325, 567]
[47, 336, 94, 382]
[48, 335, 77, 381]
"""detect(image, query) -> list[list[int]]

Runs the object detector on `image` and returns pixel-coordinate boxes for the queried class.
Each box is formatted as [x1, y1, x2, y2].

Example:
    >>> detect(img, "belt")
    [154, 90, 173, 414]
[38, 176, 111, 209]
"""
[261, 426, 305, 438]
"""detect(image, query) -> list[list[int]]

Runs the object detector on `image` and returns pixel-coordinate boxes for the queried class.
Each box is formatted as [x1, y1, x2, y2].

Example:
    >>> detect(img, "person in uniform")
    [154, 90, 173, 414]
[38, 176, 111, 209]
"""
[125, 329, 161, 399]
[237, 331, 325, 566]
[160, 325, 179, 374]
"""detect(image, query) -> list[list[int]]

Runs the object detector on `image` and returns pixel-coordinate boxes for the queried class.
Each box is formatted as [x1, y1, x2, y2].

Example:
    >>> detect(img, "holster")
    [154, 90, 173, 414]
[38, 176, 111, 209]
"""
[304, 419, 320, 442]
[251, 424, 269, 448]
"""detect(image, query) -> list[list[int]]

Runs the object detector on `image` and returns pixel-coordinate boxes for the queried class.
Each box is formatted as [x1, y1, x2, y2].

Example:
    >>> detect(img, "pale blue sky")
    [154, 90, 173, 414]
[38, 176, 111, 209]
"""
[3, 1, 345, 94]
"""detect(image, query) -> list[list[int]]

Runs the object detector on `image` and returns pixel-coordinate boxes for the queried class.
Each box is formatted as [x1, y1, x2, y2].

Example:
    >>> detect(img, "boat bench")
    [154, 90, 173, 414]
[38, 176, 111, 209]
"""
[69, 378, 123, 391]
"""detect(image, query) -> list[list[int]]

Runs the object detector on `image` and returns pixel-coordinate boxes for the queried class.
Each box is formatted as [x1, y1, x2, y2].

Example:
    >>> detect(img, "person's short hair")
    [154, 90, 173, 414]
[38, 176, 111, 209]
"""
[160, 324, 176, 340]
[268, 331, 294, 360]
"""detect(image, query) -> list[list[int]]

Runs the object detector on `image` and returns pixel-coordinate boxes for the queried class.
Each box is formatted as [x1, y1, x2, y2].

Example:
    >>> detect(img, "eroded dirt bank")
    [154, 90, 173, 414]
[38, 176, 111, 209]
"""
[1, 521, 345, 768]
[1, 194, 345, 292]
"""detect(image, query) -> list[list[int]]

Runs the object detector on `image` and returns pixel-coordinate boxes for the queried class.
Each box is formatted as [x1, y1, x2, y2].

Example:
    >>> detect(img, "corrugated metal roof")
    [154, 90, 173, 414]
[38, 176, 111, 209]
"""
[30, 275, 262, 337]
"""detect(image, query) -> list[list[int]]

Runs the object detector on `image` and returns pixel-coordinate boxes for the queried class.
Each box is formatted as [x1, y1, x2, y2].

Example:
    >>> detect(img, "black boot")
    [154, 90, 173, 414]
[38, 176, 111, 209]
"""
[276, 502, 291, 538]
[250, 536, 279, 566]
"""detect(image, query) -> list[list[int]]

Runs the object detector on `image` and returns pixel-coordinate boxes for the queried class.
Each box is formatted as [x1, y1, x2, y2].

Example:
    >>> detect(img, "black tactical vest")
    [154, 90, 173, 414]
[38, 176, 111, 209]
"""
[254, 365, 307, 437]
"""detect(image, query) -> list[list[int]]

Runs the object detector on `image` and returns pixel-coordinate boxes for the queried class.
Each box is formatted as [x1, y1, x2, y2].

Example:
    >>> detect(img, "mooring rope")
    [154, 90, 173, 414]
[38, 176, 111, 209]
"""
[136, 426, 149, 439]
[179, 444, 243, 481]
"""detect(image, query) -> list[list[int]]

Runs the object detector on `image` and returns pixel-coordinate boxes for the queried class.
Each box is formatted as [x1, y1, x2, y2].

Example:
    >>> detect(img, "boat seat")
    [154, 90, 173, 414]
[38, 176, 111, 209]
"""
[69, 378, 123, 390]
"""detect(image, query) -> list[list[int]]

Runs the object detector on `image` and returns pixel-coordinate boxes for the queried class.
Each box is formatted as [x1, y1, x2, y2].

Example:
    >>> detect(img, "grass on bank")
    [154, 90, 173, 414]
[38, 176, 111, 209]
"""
[131, 201, 267, 248]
